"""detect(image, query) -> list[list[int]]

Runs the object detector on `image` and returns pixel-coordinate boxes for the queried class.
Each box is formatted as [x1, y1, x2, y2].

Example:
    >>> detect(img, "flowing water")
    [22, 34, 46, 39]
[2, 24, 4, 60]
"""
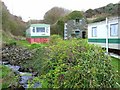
[1, 61, 41, 89]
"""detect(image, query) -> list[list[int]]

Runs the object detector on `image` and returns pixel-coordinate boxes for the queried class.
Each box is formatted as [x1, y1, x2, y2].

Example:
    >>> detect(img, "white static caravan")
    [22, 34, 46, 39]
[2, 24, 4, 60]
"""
[26, 24, 50, 43]
[88, 16, 120, 51]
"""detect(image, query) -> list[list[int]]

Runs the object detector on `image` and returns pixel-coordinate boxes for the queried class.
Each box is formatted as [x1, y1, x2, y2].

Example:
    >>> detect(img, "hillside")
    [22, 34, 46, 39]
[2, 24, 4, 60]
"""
[2, 2, 26, 39]
[85, 3, 120, 18]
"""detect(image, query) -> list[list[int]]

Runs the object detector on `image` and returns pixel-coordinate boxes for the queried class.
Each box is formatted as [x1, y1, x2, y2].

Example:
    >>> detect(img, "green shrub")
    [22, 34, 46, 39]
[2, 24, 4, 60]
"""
[29, 39, 117, 88]
[21, 46, 49, 74]
[30, 43, 47, 49]
[49, 35, 62, 45]
[0, 65, 19, 88]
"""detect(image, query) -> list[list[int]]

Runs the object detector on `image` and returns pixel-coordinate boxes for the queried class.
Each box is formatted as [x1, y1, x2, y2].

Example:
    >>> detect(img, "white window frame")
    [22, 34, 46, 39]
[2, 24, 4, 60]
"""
[92, 27, 97, 37]
[32, 27, 35, 33]
[110, 23, 118, 37]
[46, 27, 49, 33]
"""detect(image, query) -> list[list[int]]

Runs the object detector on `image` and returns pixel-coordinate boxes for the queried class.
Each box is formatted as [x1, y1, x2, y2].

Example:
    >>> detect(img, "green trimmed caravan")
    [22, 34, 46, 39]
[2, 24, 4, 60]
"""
[26, 24, 50, 43]
[88, 16, 120, 51]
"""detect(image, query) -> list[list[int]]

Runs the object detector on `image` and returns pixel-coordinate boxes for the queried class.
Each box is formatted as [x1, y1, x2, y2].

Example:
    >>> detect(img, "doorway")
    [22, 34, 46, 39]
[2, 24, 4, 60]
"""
[82, 31, 86, 39]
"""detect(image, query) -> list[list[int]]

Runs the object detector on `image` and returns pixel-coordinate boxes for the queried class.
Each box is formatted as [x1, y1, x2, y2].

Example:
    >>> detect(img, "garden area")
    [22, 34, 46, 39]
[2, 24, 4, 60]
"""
[1, 35, 120, 89]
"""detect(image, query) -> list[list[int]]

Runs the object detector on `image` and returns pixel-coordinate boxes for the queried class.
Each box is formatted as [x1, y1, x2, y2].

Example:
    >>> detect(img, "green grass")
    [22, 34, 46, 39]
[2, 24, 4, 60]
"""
[16, 40, 49, 49]
[111, 57, 120, 87]
[111, 57, 120, 73]
[0, 65, 19, 88]
[5, 39, 49, 49]
[2, 31, 14, 44]
[2, 31, 48, 49]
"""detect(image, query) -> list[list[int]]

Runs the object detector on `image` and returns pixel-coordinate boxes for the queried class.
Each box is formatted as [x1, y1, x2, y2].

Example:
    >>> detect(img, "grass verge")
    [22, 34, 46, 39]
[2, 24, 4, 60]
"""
[111, 57, 120, 88]
[0, 65, 19, 89]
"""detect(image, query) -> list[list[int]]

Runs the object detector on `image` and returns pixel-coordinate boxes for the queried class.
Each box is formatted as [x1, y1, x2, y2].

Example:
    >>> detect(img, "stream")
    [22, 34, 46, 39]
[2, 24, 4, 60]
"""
[1, 60, 42, 89]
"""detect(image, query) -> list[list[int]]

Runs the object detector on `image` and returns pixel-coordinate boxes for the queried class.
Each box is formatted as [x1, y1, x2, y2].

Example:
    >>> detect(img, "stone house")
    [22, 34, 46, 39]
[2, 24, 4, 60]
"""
[64, 18, 87, 39]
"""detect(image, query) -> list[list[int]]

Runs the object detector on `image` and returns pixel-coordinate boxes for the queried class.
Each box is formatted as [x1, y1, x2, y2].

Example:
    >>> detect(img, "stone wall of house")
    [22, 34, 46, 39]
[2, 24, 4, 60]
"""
[64, 18, 87, 39]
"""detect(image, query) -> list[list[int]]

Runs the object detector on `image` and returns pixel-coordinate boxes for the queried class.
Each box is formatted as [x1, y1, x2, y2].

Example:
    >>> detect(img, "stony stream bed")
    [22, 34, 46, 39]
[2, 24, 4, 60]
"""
[1, 44, 41, 89]
[1, 61, 41, 89]
[2, 45, 34, 65]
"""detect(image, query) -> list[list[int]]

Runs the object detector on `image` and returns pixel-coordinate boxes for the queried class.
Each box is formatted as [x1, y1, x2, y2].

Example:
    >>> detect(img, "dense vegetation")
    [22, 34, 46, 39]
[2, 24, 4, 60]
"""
[27, 36, 118, 88]
[0, 65, 19, 88]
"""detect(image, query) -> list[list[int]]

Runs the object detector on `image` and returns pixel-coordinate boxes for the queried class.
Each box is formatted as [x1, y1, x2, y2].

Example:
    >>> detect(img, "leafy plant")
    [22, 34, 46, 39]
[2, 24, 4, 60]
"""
[49, 35, 62, 45]
[29, 39, 117, 88]
[0, 65, 19, 88]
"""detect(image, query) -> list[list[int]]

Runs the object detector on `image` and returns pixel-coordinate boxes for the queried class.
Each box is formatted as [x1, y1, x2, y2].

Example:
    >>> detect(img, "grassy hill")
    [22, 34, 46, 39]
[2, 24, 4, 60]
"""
[2, 2, 27, 43]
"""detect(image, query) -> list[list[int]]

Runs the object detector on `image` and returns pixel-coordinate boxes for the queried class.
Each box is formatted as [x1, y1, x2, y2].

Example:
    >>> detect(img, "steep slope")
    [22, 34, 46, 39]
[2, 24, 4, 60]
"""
[2, 2, 26, 36]
[1, 1, 27, 44]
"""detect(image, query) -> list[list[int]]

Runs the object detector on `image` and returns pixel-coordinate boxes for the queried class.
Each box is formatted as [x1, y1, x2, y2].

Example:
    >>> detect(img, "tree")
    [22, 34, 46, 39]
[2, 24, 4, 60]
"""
[44, 7, 70, 24]
[65, 10, 84, 21]
[105, 3, 114, 14]
[85, 9, 94, 18]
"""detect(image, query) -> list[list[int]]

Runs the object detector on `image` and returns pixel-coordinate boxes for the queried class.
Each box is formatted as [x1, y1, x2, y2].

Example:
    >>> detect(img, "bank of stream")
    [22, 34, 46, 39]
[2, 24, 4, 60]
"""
[1, 61, 41, 89]
[1, 44, 42, 89]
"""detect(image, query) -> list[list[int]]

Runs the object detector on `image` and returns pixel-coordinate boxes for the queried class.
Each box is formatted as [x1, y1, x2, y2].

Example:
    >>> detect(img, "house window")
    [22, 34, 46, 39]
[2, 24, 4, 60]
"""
[65, 29, 67, 32]
[36, 27, 45, 32]
[92, 27, 97, 37]
[75, 31, 80, 34]
[110, 23, 118, 36]
[64, 29, 67, 34]
[32, 27, 35, 32]
[76, 19, 79, 23]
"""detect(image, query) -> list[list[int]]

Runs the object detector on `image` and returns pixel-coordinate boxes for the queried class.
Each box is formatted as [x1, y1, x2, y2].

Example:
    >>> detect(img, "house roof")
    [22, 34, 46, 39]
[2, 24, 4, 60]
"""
[30, 24, 50, 27]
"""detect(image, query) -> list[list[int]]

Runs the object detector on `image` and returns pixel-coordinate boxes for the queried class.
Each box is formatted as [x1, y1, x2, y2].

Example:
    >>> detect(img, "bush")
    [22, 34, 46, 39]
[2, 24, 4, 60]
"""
[0, 65, 19, 88]
[29, 39, 117, 88]
[21, 47, 46, 73]
[49, 35, 62, 45]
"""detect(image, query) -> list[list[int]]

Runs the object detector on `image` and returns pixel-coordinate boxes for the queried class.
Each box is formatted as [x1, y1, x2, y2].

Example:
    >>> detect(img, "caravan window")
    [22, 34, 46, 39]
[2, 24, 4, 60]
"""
[92, 27, 97, 37]
[32, 27, 35, 32]
[36, 27, 45, 32]
[110, 23, 118, 36]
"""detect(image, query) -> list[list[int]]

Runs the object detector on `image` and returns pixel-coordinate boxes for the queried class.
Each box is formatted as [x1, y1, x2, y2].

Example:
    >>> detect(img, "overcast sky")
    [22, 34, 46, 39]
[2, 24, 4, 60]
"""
[2, 0, 120, 21]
